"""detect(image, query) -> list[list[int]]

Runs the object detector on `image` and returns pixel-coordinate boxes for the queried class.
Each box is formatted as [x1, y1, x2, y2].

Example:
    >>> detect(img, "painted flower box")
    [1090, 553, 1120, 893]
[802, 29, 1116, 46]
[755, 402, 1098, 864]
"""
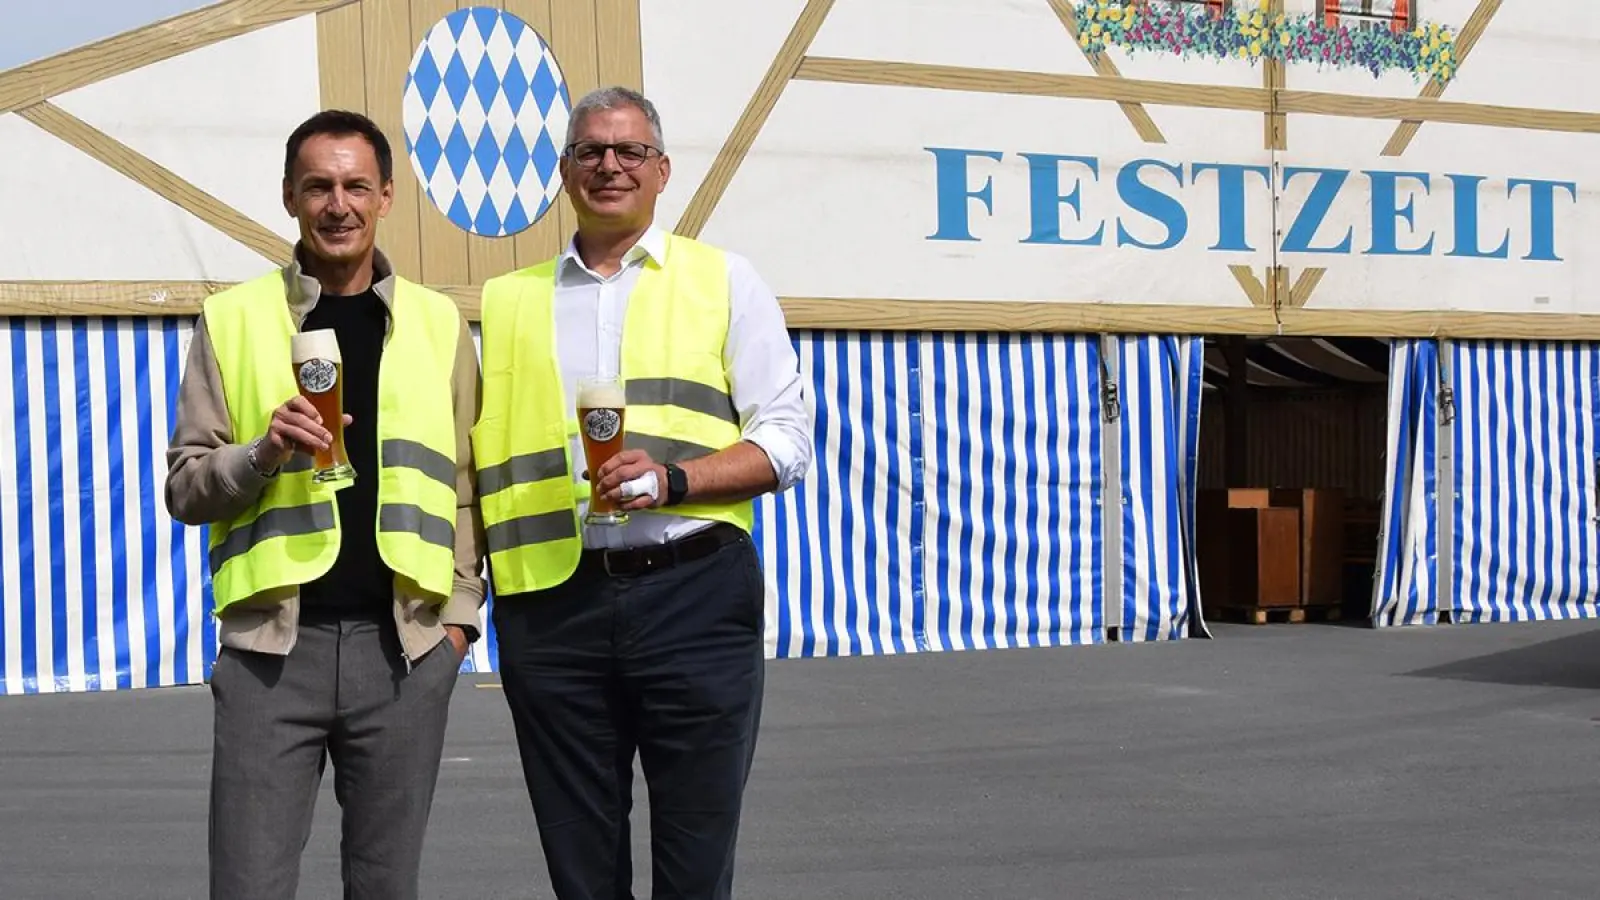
[1076, 0, 1460, 85]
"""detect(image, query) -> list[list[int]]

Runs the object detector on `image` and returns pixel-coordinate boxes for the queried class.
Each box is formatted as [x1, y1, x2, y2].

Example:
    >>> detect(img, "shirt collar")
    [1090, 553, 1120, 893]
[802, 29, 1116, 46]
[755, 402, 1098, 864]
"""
[558, 223, 669, 280]
[282, 243, 397, 325]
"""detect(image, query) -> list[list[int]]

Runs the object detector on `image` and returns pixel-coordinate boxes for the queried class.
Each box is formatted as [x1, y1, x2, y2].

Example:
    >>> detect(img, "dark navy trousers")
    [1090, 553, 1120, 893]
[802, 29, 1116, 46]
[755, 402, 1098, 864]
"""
[493, 525, 766, 900]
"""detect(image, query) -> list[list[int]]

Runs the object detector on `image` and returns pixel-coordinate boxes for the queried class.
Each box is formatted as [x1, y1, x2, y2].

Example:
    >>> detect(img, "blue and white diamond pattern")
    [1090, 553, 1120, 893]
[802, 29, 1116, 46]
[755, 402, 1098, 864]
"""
[402, 7, 571, 237]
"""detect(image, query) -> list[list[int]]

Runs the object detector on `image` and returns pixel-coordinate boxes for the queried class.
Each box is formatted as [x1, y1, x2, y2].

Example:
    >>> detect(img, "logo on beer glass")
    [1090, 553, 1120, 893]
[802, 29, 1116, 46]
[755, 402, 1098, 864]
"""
[577, 376, 628, 527]
[291, 329, 355, 484]
[298, 358, 337, 394]
[584, 408, 621, 443]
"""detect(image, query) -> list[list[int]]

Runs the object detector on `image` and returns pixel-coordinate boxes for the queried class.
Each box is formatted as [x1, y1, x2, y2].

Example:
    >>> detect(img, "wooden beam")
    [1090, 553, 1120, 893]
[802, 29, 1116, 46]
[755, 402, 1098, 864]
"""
[1382, 0, 1503, 156]
[1269, 266, 1289, 311]
[0, 0, 359, 115]
[10, 283, 1600, 341]
[1276, 90, 1600, 136]
[775, 299, 1600, 341]
[594, 0, 645, 92]
[786, 298, 1275, 334]
[0, 281, 226, 317]
[1229, 266, 1269, 308]
[1264, 0, 1287, 151]
[466, 234, 520, 290]
[1046, 0, 1166, 143]
[15, 102, 292, 265]
[794, 57, 1600, 137]
[315, 2, 366, 113]
[1288, 268, 1327, 309]
[796, 57, 1271, 113]
[674, 0, 836, 239]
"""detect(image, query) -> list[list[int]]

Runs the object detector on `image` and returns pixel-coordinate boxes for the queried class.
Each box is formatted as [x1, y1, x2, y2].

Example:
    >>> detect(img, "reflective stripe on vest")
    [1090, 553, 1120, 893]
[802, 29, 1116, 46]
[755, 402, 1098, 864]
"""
[472, 233, 755, 595]
[202, 271, 463, 613]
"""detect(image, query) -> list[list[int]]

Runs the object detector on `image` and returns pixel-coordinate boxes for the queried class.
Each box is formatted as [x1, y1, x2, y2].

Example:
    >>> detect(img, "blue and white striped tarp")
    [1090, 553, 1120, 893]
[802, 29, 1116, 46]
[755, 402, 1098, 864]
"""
[917, 332, 1103, 652]
[0, 318, 1208, 694]
[754, 331, 928, 657]
[1373, 339, 1440, 627]
[1373, 339, 1600, 627]
[0, 317, 212, 693]
[1117, 335, 1207, 641]
[755, 331, 1206, 656]
[1449, 341, 1600, 624]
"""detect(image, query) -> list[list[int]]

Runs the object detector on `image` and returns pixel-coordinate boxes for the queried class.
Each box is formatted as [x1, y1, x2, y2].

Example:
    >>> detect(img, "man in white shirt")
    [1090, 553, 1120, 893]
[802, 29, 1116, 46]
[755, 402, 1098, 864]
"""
[476, 86, 812, 899]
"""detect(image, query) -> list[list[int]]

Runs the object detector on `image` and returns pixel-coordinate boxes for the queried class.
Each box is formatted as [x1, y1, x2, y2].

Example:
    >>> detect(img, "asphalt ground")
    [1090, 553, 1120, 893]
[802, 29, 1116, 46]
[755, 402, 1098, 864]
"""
[3, 618, 1599, 899]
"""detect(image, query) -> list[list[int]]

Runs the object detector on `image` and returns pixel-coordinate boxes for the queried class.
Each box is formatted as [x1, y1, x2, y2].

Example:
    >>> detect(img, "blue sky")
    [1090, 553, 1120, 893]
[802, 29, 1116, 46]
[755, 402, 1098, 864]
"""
[0, 0, 215, 71]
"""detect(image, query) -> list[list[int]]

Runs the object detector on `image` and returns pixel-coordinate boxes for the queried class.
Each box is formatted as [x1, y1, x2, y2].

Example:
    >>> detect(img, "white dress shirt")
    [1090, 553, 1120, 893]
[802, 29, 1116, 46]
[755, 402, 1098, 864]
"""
[554, 224, 813, 550]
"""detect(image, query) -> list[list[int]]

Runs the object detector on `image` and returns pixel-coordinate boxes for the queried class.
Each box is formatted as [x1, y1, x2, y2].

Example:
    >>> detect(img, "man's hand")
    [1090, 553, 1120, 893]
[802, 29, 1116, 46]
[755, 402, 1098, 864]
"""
[444, 625, 470, 660]
[259, 395, 353, 471]
[594, 449, 667, 511]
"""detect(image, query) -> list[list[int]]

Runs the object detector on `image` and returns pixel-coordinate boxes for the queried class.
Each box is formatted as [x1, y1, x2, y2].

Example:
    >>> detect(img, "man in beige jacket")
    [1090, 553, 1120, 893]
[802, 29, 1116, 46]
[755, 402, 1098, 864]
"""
[165, 110, 484, 900]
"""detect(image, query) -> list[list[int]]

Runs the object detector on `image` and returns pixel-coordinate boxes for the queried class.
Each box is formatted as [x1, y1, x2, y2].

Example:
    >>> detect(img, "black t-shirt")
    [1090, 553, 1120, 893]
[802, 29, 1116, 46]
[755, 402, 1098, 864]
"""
[299, 287, 393, 616]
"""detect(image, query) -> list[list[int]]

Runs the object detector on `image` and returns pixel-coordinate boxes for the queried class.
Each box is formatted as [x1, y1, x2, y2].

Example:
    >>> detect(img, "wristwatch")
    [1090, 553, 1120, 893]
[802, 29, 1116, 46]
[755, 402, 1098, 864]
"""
[245, 437, 280, 478]
[663, 463, 689, 507]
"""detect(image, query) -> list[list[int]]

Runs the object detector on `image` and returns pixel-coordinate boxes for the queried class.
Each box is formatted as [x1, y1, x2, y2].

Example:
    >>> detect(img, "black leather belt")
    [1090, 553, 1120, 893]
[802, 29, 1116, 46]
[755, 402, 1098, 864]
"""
[584, 522, 745, 578]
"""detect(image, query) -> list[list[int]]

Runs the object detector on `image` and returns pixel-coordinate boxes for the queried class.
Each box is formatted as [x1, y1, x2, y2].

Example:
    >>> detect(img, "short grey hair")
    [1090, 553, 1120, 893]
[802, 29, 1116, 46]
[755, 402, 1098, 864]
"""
[564, 86, 665, 150]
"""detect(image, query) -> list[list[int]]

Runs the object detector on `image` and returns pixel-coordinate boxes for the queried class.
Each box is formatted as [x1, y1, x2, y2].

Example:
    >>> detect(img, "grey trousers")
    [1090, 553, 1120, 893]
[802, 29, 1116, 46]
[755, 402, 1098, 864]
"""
[207, 612, 459, 900]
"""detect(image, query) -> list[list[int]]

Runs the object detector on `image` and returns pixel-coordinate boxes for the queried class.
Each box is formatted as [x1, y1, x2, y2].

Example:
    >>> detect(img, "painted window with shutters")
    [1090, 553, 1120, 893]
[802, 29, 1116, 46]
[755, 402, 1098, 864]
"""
[1132, 0, 1232, 15]
[1324, 1, 1416, 34]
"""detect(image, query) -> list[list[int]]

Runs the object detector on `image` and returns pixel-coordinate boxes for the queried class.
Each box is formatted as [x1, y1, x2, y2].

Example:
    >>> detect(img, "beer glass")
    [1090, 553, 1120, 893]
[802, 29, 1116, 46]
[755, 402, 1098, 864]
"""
[578, 376, 628, 526]
[291, 328, 355, 483]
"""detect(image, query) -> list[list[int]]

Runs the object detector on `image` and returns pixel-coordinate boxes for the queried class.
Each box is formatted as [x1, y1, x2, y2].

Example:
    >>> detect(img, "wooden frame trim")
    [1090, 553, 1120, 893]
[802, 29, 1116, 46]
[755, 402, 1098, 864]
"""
[0, 281, 224, 317]
[315, 4, 367, 111]
[1382, 0, 1503, 156]
[1287, 268, 1327, 309]
[1229, 266, 1268, 308]
[771, 300, 1600, 341]
[595, 0, 646, 92]
[673, 0, 836, 238]
[0, 0, 358, 115]
[794, 57, 1273, 112]
[1264, 0, 1287, 151]
[794, 57, 1600, 135]
[1277, 90, 1600, 136]
[1046, 0, 1166, 143]
[16, 103, 293, 265]
[7, 282, 1600, 340]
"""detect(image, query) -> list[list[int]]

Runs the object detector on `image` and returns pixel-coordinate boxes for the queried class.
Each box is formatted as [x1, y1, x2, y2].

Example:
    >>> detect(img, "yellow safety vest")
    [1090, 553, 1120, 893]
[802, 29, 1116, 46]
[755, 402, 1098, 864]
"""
[203, 270, 463, 613]
[472, 233, 754, 595]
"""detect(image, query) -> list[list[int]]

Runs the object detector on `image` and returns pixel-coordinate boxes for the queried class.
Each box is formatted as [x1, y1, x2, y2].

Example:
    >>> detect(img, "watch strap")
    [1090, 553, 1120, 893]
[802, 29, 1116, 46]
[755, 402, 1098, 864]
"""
[664, 463, 689, 507]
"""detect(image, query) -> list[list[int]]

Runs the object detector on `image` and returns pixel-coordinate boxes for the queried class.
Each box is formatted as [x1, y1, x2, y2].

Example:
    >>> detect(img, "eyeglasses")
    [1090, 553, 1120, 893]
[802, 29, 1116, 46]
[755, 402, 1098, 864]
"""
[563, 141, 662, 171]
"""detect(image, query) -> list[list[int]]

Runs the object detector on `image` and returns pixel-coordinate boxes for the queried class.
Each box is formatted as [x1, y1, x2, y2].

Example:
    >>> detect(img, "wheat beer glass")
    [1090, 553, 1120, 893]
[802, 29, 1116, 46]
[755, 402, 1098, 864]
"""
[291, 328, 355, 483]
[578, 377, 628, 526]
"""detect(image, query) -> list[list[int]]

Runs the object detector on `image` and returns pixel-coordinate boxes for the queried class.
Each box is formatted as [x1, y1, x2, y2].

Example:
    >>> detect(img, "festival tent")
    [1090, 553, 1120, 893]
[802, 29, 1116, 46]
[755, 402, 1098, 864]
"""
[2, 0, 1597, 694]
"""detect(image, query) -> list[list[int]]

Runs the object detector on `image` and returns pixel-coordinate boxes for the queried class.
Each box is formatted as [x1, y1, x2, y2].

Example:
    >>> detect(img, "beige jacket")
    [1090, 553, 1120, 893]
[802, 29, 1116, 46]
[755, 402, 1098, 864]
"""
[164, 247, 487, 665]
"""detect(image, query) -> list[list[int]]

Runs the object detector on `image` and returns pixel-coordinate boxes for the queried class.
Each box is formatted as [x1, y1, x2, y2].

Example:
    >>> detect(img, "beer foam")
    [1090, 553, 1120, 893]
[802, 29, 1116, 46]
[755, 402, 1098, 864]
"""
[577, 380, 626, 409]
[292, 328, 342, 364]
